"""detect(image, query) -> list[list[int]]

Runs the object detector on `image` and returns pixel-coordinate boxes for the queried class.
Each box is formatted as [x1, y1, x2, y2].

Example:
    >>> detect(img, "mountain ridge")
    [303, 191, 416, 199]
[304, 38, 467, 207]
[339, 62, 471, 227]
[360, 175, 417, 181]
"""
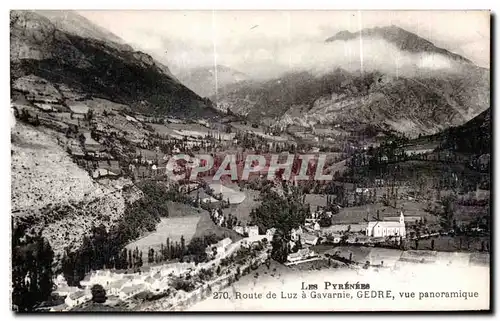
[325, 25, 473, 64]
[216, 25, 489, 137]
[10, 10, 217, 119]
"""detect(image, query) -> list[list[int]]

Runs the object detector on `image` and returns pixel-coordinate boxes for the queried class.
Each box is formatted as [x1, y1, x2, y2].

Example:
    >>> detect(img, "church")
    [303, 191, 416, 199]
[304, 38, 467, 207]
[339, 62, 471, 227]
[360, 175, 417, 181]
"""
[366, 211, 406, 238]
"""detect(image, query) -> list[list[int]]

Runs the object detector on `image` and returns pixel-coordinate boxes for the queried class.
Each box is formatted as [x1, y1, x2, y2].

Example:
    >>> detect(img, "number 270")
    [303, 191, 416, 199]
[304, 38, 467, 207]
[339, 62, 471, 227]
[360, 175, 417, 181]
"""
[213, 292, 230, 299]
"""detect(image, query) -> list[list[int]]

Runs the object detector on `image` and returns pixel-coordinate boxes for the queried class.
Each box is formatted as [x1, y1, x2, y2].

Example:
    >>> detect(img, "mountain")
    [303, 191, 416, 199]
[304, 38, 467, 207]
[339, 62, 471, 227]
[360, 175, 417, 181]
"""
[35, 10, 132, 51]
[10, 10, 217, 119]
[325, 25, 472, 64]
[216, 26, 489, 137]
[176, 65, 249, 98]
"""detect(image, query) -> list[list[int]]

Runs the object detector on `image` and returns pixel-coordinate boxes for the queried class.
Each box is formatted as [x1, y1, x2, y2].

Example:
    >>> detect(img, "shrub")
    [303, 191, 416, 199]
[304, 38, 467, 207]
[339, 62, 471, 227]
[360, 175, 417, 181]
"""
[91, 284, 107, 303]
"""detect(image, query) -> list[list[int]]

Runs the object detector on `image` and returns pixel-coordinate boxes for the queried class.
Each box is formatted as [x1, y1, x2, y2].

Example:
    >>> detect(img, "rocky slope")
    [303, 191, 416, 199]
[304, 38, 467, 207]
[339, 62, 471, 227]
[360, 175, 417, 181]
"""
[10, 10, 217, 119]
[216, 26, 489, 137]
[11, 122, 131, 259]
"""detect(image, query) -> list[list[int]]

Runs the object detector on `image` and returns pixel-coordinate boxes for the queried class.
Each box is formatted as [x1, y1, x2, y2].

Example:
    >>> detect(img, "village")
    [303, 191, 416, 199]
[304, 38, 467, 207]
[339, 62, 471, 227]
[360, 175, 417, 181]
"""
[11, 82, 491, 313]
[49, 227, 272, 311]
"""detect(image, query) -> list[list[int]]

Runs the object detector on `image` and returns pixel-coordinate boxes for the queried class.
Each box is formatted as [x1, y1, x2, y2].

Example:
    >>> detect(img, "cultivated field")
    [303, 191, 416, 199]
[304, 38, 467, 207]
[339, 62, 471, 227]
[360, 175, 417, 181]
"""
[192, 211, 243, 242]
[222, 189, 261, 224]
[126, 215, 201, 253]
[126, 201, 205, 252]
[209, 183, 246, 204]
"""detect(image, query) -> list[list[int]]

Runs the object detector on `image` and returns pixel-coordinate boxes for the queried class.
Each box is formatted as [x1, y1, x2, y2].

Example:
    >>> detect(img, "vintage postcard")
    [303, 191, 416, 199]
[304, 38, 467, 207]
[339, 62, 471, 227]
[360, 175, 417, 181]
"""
[10, 10, 491, 312]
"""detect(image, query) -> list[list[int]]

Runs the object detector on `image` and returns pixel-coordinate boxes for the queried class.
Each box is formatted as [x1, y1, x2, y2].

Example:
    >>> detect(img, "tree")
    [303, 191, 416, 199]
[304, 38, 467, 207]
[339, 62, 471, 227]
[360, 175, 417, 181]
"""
[187, 237, 208, 263]
[180, 235, 186, 257]
[440, 195, 456, 231]
[271, 231, 289, 263]
[318, 212, 332, 227]
[86, 109, 94, 122]
[91, 284, 107, 303]
[78, 133, 86, 146]
[148, 248, 155, 264]
[12, 225, 54, 312]
[138, 251, 143, 267]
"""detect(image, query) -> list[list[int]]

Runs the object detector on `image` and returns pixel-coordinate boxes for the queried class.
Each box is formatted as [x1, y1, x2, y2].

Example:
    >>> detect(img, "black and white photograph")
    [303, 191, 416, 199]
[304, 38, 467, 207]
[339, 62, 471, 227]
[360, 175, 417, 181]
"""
[9, 9, 491, 312]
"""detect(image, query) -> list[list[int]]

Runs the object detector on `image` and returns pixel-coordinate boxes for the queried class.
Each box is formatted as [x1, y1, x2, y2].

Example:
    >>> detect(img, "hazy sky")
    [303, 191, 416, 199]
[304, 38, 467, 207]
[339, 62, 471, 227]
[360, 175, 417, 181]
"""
[79, 10, 490, 78]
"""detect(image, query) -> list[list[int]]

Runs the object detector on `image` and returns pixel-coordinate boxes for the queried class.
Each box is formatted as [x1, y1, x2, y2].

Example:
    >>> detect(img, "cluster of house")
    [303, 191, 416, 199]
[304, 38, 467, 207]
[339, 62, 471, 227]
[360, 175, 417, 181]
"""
[233, 225, 259, 238]
[51, 262, 196, 311]
[205, 227, 276, 260]
[284, 211, 408, 264]
[92, 168, 119, 179]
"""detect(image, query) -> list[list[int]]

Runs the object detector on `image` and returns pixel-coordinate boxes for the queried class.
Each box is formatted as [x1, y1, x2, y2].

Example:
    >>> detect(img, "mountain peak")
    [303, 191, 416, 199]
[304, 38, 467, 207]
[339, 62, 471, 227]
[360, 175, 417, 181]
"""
[326, 25, 472, 64]
[34, 10, 133, 51]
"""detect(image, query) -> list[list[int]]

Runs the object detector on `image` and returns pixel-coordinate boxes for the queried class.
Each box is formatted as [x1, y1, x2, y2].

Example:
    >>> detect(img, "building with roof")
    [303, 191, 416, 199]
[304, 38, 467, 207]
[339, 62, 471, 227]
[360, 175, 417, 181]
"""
[206, 238, 232, 257]
[233, 226, 244, 235]
[246, 225, 259, 238]
[287, 248, 317, 263]
[80, 270, 121, 288]
[366, 211, 406, 238]
[64, 290, 91, 307]
[53, 284, 80, 297]
[92, 168, 118, 179]
[291, 227, 303, 242]
[119, 284, 146, 300]
[108, 279, 129, 296]
[302, 233, 320, 246]
[355, 187, 370, 195]
[266, 228, 276, 239]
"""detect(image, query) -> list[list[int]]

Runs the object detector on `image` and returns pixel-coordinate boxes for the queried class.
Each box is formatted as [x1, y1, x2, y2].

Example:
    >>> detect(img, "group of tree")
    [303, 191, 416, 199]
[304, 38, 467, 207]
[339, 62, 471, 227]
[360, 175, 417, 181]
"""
[146, 236, 187, 264]
[61, 226, 145, 286]
[250, 186, 308, 263]
[439, 195, 456, 231]
[210, 208, 241, 230]
[61, 181, 180, 285]
[12, 223, 54, 312]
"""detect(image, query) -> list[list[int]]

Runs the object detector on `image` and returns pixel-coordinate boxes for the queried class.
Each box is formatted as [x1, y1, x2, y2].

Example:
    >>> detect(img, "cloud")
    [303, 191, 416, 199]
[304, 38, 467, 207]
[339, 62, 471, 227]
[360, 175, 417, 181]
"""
[281, 38, 457, 75]
[210, 38, 459, 79]
[416, 53, 453, 70]
[78, 10, 489, 77]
